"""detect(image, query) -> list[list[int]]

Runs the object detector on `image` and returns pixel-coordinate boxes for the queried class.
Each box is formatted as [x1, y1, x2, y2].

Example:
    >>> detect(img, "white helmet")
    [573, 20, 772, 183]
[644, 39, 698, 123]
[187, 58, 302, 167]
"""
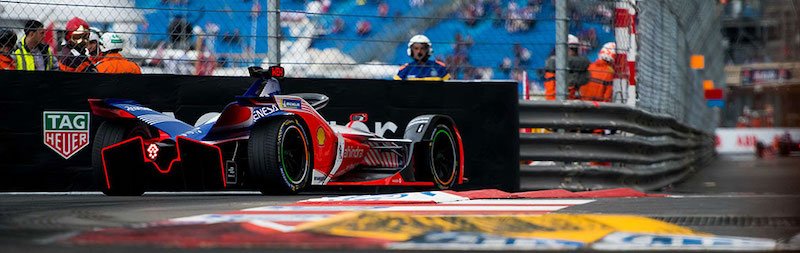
[89, 27, 102, 42]
[99, 32, 124, 52]
[407, 34, 433, 56]
[598, 42, 616, 62]
[568, 34, 580, 48]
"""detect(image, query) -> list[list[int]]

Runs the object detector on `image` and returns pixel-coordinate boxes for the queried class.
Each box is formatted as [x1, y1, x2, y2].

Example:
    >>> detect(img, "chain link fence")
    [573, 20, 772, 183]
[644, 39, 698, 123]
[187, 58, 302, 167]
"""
[0, 0, 616, 84]
[1, 0, 721, 129]
[636, 0, 724, 130]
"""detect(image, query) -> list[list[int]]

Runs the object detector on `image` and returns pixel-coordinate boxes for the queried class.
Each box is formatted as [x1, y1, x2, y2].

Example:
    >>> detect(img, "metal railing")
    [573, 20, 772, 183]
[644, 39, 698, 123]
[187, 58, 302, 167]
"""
[519, 100, 716, 191]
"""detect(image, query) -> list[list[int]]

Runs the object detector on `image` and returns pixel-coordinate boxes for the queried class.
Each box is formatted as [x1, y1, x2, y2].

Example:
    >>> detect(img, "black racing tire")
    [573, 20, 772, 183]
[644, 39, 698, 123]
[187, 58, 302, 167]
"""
[91, 121, 152, 196]
[427, 124, 459, 190]
[778, 142, 790, 157]
[248, 117, 312, 195]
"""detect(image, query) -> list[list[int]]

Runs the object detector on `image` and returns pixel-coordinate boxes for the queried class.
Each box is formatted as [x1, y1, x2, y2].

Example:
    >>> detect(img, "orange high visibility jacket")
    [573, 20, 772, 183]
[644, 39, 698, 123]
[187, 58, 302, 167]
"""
[58, 44, 95, 72]
[0, 54, 15, 70]
[543, 56, 585, 100]
[544, 71, 580, 100]
[96, 52, 142, 74]
[579, 59, 614, 102]
[544, 71, 556, 100]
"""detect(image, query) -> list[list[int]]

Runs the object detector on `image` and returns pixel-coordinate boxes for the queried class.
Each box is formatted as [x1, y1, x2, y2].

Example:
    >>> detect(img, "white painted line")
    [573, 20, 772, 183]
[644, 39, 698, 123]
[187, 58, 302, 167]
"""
[667, 194, 800, 198]
[0, 192, 105, 195]
[240, 205, 570, 212]
[243, 206, 383, 211]
[299, 191, 469, 203]
[442, 199, 595, 205]
[247, 220, 296, 232]
[0, 191, 263, 195]
[170, 214, 332, 224]
[381, 205, 569, 212]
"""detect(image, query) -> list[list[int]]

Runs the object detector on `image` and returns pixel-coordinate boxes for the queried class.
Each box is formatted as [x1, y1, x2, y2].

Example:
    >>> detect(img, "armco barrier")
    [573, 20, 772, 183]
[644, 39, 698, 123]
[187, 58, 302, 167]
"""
[519, 100, 716, 191]
[0, 71, 519, 191]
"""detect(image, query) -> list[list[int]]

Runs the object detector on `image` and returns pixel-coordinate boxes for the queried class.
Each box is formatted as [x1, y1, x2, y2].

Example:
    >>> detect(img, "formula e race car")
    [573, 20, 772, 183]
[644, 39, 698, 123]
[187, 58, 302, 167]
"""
[756, 132, 799, 158]
[89, 66, 464, 196]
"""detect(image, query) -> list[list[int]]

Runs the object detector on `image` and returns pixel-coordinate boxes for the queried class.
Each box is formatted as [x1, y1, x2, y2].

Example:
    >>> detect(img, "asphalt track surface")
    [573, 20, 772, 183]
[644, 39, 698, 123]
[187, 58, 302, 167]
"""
[1, 154, 799, 252]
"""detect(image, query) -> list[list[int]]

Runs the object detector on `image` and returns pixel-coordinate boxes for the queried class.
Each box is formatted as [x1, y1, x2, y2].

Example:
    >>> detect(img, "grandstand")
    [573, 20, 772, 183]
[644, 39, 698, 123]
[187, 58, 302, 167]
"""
[127, 0, 614, 80]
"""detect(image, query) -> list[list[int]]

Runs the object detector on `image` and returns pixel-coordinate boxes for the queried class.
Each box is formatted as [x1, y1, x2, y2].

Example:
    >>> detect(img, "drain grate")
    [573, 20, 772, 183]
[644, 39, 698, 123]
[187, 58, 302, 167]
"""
[652, 216, 800, 227]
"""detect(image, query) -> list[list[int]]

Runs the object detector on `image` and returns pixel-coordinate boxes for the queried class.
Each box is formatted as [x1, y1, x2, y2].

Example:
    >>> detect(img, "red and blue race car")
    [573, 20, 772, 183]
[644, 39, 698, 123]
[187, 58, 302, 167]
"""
[89, 66, 464, 196]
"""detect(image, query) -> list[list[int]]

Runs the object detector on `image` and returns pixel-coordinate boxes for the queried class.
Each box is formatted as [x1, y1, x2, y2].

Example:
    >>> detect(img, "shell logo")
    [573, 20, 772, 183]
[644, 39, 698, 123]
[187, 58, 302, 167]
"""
[316, 127, 325, 146]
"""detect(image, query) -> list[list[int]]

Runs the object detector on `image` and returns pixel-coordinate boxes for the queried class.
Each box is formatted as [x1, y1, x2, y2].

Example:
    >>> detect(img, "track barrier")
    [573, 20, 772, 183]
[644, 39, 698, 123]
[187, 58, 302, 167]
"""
[519, 100, 716, 191]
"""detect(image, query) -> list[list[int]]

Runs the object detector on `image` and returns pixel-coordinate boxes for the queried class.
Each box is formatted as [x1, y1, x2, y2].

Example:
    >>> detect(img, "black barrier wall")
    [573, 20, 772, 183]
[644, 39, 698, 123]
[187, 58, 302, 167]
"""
[0, 71, 519, 191]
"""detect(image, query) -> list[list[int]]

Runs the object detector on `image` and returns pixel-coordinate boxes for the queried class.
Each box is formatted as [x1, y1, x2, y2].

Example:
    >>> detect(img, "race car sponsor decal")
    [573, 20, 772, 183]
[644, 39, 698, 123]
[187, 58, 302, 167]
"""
[342, 147, 366, 159]
[146, 144, 159, 160]
[252, 105, 278, 122]
[388, 232, 583, 250]
[178, 127, 203, 137]
[43, 111, 90, 159]
[592, 232, 776, 251]
[108, 102, 194, 137]
[281, 99, 302, 109]
[137, 114, 178, 125]
[322, 133, 345, 185]
[407, 116, 431, 133]
[121, 104, 154, 112]
[311, 169, 326, 185]
[316, 127, 325, 145]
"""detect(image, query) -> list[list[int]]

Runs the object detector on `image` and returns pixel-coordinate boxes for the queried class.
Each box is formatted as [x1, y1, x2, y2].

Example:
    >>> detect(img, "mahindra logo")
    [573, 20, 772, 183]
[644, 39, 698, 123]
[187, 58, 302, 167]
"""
[147, 143, 159, 160]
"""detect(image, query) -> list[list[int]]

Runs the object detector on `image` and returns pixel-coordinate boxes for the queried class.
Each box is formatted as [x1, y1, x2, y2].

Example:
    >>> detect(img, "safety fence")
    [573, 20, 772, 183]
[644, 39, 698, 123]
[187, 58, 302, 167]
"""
[518, 100, 716, 191]
[0, 0, 616, 84]
[636, 0, 724, 131]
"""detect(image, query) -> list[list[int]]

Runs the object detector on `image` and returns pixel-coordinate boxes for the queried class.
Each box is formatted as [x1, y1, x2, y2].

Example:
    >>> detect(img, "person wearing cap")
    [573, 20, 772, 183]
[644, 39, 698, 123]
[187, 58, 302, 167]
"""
[13, 20, 58, 71]
[58, 17, 95, 72]
[580, 42, 616, 102]
[543, 34, 590, 100]
[394, 34, 450, 81]
[0, 30, 17, 70]
[94, 32, 141, 74]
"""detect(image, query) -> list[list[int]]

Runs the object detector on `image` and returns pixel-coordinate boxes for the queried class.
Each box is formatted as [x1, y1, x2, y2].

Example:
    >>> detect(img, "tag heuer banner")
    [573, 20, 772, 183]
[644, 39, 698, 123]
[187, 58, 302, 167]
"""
[43, 111, 90, 159]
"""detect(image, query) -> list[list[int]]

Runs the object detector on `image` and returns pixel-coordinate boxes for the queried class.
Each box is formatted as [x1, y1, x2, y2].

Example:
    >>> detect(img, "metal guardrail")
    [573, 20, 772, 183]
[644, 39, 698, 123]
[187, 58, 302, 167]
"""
[519, 100, 716, 191]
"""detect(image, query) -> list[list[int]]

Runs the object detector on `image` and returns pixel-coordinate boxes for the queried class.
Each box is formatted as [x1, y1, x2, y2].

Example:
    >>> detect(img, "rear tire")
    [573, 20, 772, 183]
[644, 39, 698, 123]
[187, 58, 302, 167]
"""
[778, 142, 790, 157]
[248, 118, 312, 195]
[427, 124, 459, 190]
[92, 121, 152, 196]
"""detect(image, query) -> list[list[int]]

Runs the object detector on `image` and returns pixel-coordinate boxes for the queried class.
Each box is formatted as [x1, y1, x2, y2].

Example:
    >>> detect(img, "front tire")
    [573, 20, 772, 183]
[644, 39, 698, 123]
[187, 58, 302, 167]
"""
[427, 124, 459, 190]
[248, 118, 312, 195]
[92, 121, 152, 196]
